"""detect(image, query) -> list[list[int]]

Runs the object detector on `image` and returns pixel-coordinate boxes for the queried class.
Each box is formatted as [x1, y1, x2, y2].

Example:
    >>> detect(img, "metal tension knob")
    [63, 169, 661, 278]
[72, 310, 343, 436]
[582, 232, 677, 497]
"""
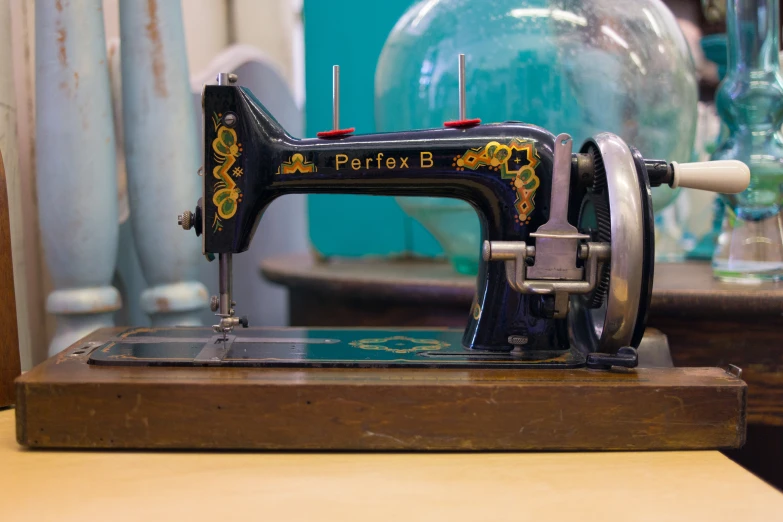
[210, 295, 219, 312]
[178, 210, 193, 230]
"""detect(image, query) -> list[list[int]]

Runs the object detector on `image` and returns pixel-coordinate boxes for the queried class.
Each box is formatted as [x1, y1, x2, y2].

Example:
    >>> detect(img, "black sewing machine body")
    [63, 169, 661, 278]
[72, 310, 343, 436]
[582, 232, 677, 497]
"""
[183, 84, 654, 364]
[91, 82, 749, 371]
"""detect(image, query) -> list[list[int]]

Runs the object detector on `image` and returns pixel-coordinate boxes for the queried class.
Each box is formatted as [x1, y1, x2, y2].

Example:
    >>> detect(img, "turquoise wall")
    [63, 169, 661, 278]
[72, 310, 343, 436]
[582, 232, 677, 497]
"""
[303, 0, 442, 258]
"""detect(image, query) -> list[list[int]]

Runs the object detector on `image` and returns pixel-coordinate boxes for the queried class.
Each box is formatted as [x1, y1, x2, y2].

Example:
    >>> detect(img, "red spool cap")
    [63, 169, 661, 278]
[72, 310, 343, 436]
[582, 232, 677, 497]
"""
[444, 118, 481, 128]
[316, 127, 355, 138]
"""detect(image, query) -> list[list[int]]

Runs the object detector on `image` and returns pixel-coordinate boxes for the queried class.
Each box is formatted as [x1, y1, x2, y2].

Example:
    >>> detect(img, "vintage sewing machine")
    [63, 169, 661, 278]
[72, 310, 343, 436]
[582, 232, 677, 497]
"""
[16, 64, 751, 451]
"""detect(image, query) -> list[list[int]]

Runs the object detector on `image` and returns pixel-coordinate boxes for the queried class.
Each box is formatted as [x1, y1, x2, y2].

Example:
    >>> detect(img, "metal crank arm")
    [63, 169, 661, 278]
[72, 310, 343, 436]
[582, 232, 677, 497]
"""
[481, 241, 611, 318]
[482, 133, 609, 319]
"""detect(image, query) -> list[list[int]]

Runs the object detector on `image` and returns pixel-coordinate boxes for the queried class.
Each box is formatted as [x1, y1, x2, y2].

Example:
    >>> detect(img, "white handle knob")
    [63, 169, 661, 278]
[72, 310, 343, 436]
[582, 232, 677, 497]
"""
[670, 160, 750, 194]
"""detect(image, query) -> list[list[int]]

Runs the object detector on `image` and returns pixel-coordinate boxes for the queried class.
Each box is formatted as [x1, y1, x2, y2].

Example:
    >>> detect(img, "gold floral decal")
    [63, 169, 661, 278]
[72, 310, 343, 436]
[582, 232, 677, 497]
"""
[118, 326, 158, 338]
[277, 153, 317, 174]
[98, 326, 158, 354]
[211, 113, 244, 232]
[349, 336, 449, 354]
[453, 139, 540, 224]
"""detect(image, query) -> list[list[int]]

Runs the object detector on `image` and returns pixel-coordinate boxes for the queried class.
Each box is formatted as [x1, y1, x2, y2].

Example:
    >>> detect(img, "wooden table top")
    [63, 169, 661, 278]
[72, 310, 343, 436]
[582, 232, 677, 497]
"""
[1, 409, 781, 521]
[261, 256, 783, 317]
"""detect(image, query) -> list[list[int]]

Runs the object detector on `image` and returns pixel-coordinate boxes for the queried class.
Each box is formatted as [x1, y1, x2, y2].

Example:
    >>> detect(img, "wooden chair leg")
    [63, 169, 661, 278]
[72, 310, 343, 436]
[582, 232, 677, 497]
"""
[35, 0, 121, 356]
[0, 2, 21, 404]
[0, 149, 20, 407]
[119, 0, 207, 326]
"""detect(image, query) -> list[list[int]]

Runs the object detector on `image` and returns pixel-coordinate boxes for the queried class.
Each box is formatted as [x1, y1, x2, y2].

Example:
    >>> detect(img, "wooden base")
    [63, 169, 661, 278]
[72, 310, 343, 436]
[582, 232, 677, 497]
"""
[15, 328, 747, 450]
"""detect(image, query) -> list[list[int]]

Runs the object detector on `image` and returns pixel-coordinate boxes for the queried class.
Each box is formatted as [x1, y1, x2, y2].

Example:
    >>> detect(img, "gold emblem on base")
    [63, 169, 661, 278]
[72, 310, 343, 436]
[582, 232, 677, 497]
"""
[349, 336, 450, 354]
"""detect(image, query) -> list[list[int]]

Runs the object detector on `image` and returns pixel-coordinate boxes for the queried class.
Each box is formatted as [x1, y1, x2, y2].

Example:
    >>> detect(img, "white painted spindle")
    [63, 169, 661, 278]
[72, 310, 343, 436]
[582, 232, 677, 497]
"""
[119, 0, 207, 326]
[36, 0, 121, 355]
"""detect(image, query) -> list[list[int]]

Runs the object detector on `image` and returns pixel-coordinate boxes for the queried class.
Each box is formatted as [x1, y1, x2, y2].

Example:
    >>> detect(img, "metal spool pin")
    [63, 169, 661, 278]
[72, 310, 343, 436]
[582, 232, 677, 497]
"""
[443, 53, 479, 128]
[458, 53, 466, 121]
[316, 65, 355, 138]
[332, 65, 340, 131]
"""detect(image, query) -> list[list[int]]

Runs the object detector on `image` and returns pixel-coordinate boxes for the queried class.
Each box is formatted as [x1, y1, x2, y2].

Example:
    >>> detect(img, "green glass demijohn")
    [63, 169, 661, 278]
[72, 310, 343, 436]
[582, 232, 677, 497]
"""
[375, 0, 698, 275]
[711, 0, 783, 281]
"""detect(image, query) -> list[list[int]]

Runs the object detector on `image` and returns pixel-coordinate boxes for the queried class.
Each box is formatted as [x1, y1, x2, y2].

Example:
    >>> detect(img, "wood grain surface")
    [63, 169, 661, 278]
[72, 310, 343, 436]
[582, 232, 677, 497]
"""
[260, 255, 783, 316]
[1, 410, 782, 522]
[261, 254, 475, 306]
[651, 262, 783, 318]
[262, 256, 783, 426]
[16, 328, 746, 450]
[0, 149, 20, 407]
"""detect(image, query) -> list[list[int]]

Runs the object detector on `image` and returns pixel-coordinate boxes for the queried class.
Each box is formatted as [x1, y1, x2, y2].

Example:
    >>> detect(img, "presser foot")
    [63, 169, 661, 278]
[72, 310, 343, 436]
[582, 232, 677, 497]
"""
[210, 252, 248, 339]
[212, 315, 249, 339]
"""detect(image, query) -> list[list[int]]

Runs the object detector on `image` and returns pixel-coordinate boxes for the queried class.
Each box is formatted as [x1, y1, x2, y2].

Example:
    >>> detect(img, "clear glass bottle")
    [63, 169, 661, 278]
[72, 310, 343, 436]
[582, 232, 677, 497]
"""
[712, 0, 783, 282]
[375, 0, 698, 274]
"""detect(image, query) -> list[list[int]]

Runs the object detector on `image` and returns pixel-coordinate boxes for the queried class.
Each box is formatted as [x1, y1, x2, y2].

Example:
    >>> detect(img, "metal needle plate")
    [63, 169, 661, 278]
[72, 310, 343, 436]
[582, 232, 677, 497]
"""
[88, 327, 585, 369]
